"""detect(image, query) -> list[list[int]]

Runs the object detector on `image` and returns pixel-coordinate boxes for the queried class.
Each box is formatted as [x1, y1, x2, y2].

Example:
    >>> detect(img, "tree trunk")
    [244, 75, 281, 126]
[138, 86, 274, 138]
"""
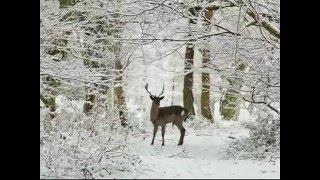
[113, 3, 128, 127]
[83, 88, 96, 114]
[114, 59, 128, 127]
[171, 79, 175, 106]
[201, 49, 213, 121]
[220, 62, 246, 120]
[200, 6, 214, 122]
[59, 0, 77, 8]
[41, 75, 60, 118]
[220, 89, 241, 120]
[183, 42, 195, 115]
[40, 92, 57, 118]
[183, 7, 200, 115]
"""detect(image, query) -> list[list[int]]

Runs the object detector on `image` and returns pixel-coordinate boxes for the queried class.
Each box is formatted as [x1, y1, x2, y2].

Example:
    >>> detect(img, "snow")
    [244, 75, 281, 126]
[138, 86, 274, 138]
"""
[41, 97, 279, 179]
[41, 94, 279, 179]
[122, 116, 280, 179]
[40, 0, 280, 178]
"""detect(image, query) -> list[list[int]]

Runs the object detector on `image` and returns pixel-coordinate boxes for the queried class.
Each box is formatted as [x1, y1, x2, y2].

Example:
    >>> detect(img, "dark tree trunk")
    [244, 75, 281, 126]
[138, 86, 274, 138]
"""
[183, 42, 195, 115]
[200, 6, 214, 122]
[183, 7, 200, 115]
[114, 58, 128, 127]
[201, 49, 213, 121]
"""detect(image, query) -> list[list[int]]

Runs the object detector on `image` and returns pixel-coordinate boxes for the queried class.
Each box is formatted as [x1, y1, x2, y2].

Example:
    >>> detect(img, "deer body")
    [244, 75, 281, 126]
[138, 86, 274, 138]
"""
[145, 84, 188, 146]
[150, 104, 187, 126]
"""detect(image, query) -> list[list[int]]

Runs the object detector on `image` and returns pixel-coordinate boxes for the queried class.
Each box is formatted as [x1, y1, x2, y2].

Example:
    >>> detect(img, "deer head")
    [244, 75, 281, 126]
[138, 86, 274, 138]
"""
[145, 83, 165, 106]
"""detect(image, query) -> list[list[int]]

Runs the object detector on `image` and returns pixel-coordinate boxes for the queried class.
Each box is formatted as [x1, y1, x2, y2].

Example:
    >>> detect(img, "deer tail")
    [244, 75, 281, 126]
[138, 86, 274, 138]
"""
[183, 108, 189, 122]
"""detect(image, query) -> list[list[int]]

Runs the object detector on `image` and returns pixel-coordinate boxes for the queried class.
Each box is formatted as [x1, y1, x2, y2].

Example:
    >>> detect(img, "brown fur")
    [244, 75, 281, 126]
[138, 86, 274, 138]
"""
[149, 97, 188, 146]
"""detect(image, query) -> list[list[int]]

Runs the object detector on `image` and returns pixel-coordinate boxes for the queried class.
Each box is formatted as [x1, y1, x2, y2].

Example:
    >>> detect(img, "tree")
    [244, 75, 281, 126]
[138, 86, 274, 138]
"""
[220, 61, 246, 120]
[218, 0, 279, 120]
[112, 1, 129, 127]
[40, 0, 77, 118]
[183, 6, 201, 116]
[200, 6, 214, 122]
[40, 76, 60, 118]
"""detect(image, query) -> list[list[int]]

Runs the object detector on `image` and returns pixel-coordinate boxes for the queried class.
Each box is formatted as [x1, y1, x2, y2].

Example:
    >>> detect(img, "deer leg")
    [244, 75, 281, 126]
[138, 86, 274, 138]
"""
[151, 125, 158, 145]
[176, 123, 186, 146]
[161, 125, 165, 146]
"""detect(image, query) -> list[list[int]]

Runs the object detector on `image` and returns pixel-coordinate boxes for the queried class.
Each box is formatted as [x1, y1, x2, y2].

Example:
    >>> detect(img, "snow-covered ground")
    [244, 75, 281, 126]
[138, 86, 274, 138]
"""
[122, 117, 280, 179]
[41, 97, 279, 179]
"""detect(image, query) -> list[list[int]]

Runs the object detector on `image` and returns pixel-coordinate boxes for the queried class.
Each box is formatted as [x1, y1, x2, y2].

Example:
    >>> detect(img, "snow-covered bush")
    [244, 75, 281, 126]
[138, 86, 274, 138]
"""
[184, 115, 210, 130]
[249, 114, 280, 159]
[40, 95, 141, 179]
[220, 111, 279, 162]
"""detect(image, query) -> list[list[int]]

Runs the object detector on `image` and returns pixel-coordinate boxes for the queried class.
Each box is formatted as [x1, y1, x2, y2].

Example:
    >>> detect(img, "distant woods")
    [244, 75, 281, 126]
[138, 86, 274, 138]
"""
[41, 0, 280, 124]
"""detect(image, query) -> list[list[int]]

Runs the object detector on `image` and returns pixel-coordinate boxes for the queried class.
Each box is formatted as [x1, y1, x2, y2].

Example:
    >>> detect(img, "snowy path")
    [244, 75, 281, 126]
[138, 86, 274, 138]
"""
[127, 123, 280, 179]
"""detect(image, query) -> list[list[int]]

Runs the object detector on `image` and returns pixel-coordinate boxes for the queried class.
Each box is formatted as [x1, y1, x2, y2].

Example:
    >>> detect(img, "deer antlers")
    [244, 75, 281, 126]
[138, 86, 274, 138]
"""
[158, 84, 164, 97]
[145, 83, 165, 97]
[145, 84, 154, 97]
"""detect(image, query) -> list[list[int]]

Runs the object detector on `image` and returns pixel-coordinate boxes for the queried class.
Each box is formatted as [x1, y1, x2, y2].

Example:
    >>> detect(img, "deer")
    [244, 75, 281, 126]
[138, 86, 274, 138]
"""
[145, 83, 189, 146]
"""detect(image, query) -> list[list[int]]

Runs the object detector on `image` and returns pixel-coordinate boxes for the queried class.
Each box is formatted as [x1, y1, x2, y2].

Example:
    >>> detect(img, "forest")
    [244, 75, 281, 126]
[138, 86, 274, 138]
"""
[40, 0, 280, 178]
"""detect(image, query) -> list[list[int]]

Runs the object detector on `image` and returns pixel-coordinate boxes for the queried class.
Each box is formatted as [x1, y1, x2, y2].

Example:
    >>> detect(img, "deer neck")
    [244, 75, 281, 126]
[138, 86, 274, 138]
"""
[150, 102, 160, 123]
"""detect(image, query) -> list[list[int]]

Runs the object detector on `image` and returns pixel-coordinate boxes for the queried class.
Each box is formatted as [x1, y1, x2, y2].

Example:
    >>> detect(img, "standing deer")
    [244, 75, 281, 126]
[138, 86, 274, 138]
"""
[145, 84, 188, 146]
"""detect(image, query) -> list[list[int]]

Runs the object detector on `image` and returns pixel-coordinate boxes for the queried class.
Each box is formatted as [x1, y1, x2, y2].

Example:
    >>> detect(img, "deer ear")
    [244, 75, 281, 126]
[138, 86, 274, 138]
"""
[159, 96, 164, 100]
[150, 95, 154, 100]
